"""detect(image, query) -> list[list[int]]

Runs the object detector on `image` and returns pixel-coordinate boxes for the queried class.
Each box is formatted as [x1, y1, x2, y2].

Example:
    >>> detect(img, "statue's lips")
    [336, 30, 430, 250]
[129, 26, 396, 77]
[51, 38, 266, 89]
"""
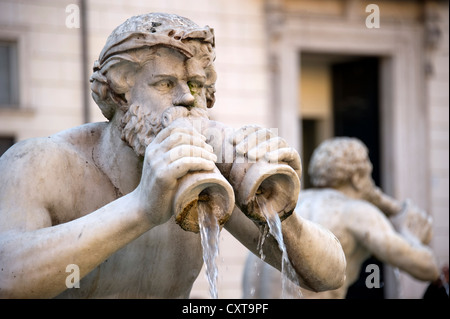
[161, 106, 210, 129]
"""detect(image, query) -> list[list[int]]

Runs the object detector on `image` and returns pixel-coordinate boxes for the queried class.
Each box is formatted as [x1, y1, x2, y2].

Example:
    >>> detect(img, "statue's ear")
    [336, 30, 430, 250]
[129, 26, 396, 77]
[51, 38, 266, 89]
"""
[110, 91, 128, 107]
[108, 62, 137, 108]
[351, 172, 364, 191]
[351, 171, 376, 200]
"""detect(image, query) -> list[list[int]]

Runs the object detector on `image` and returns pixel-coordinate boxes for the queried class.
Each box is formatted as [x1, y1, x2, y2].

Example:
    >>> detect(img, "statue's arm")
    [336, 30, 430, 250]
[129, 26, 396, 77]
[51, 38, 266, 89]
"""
[0, 141, 155, 298]
[347, 202, 440, 281]
[224, 206, 347, 292]
[0, 193, 150, 299]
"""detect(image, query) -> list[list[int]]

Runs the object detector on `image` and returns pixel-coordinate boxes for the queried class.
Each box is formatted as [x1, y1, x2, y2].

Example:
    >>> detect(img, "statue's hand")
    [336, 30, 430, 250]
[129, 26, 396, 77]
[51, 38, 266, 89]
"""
[391, 199, 433, 245]
[230, 124, 302, 179]
[135, 119, 217, 226]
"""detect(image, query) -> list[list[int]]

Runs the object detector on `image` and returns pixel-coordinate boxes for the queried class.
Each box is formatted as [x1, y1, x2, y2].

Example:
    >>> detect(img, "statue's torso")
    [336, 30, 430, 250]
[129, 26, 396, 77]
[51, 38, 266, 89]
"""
[41, 123, 205, 298]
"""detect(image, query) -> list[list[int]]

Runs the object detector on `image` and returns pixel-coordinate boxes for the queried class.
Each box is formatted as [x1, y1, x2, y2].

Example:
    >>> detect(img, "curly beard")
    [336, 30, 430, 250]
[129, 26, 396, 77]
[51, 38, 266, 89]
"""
[120, 104, 210, 157]
[120, 104, 163, 157]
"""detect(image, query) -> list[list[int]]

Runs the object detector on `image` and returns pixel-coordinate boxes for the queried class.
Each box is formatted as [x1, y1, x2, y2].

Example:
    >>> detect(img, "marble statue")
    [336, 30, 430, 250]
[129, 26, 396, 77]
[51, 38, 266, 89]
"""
[243, 137, 440, 299]
[0, 13, 346, 298]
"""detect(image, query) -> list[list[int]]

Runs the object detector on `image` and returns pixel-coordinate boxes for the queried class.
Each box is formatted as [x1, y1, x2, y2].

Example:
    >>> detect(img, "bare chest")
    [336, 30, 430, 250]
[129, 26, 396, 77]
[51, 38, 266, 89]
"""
[51, 151, 205, 298]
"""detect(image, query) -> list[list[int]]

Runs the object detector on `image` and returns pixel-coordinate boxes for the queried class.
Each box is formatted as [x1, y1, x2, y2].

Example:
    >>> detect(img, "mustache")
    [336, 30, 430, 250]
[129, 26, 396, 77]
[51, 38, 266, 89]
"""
[161, 106, 210, 128]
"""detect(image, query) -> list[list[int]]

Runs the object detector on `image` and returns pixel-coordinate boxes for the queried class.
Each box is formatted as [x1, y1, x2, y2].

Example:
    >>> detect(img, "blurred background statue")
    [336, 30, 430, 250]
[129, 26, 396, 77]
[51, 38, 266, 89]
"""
[243, 137, 440, 299]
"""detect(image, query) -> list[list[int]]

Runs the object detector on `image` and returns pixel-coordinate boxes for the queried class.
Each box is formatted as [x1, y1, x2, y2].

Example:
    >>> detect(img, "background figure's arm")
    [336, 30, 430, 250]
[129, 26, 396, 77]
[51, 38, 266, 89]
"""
[225, 206, 346, 292]
[364, 185, 433, 246]
[363, 184, 434, 245]
[390, 199, 434, 245]
[348, 202, 440, 282]
[365, 186, 403, 217]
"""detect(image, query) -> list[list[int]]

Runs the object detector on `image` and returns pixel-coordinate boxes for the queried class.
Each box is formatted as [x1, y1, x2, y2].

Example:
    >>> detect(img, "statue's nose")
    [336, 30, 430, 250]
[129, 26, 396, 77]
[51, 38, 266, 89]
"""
[173, 83, 195, 107]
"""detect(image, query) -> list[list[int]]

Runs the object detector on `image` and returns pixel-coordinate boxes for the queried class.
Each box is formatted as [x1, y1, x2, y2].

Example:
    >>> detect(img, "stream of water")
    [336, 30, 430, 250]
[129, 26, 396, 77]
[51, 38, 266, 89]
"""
[256, 196, 303, 299]
[197, 195, 302, 299]
[198, 203, 220, 299]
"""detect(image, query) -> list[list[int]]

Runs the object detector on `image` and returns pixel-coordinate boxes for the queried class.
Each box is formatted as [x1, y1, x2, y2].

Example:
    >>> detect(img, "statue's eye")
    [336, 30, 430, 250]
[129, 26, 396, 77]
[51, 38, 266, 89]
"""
[188, 80, 204, 91]
[153, 80, 174, 90]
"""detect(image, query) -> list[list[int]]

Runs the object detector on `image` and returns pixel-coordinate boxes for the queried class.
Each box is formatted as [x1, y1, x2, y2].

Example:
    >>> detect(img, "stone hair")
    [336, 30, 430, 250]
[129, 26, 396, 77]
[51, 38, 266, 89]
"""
[308, 137, 373, 188]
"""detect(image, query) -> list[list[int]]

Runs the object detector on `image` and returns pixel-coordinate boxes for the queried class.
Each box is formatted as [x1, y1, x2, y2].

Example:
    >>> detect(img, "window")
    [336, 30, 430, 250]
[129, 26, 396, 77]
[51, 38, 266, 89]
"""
[0, 40, 19, 108]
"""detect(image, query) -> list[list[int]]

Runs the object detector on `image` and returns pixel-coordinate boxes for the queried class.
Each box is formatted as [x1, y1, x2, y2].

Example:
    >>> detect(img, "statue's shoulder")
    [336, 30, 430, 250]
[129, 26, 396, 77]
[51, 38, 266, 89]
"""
[51, 122, 107, 151]
[0, 122, 107, 171]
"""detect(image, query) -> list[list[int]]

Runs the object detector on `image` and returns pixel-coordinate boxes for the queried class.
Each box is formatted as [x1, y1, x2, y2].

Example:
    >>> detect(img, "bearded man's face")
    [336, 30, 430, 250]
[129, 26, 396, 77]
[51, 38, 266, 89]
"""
[119, 46, 211, 156]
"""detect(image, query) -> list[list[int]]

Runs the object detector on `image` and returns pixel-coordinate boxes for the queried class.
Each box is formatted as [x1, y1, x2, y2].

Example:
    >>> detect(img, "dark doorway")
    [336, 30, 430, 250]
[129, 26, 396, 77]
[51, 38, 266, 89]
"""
[301, 119, 317, 190]
[332, 57, 385, 299]
[332, 57, 381, 186]
[0, 136, 15, 157]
